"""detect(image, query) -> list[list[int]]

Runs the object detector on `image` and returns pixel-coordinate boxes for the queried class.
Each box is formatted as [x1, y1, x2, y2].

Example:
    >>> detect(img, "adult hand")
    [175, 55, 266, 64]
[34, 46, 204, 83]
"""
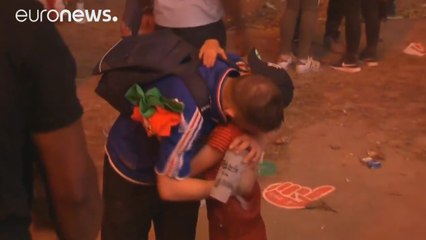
[229, 134, 264, 163]
[199, 39, 227, 68]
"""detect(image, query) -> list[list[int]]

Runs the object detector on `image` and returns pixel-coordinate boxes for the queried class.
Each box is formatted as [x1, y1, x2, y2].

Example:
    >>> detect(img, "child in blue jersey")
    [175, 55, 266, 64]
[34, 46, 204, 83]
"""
[101, 51, 294, 240]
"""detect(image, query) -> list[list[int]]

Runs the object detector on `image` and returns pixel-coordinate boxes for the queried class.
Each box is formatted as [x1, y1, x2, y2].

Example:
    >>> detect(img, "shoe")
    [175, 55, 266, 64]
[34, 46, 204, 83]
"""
[360, 50, 379, 67]
[403, 42, 425, 57]
[323, 36, 345, 53]
[331, 56, 361, 73]
[296, 57, 320, 73]
[277, 54, 294, 70]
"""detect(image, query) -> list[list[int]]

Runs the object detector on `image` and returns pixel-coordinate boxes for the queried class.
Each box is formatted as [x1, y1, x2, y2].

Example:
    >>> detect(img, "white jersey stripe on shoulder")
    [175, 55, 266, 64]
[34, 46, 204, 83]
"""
[175, 113, 204, 177]
[165, 110, 201, 176]
[164, 109, 202, 176]
[216, 68, 234, 121]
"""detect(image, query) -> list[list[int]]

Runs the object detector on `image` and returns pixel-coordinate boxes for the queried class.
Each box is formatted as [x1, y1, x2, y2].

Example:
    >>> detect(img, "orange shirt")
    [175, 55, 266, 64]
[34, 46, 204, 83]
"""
[205, 124, 267, 240]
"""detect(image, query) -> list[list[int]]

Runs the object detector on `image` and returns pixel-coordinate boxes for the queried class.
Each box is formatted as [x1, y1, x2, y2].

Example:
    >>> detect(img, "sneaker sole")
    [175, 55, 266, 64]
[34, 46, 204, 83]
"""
[296, 69, 320, 74]
[331, 65, 361, 73]
[296, 66, 320, 74]
[365, 61, 378, 67]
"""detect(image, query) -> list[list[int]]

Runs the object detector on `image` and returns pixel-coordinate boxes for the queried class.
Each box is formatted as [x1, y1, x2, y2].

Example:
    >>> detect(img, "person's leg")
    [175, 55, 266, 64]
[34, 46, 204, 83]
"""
[293, 11, 302, 43]
[122, 0, 143, 36]
[361, 0, 380, 58]
[324, 0, 344, 40]
[169, 20, 227, 49]
[280, 0, 300, 55]
[222, 0, 249, 56]
[297, 0, 318, 59]
[294, 0, 320, 73]
[278, 0, 300, 68]
[323, 0, 345, 52]
[101, 157, 156, 240]
[331, 0, 362, 72]
[153, 200, 200, 240]
[343, 0, 362, 61]
[387, 0, 396, 17]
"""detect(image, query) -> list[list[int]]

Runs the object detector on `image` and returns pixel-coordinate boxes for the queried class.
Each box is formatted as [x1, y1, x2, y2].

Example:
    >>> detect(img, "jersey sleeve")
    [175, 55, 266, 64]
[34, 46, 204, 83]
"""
[131, 68, 207, 180]
[207, 124, 242, 153]
[155, 97, 204, 179]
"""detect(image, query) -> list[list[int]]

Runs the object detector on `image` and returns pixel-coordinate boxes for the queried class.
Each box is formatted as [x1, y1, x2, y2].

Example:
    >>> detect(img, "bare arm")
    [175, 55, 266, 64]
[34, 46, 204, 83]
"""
[157, 144, 223, 201]
[33, 119, 102, 240]
[190, 145, 223, 177]
[157, 174, 214, 201]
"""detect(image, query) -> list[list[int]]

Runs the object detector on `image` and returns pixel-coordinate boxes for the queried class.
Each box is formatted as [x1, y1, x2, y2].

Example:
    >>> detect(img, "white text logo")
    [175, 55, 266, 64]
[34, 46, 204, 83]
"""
[15, 9, 118, 23]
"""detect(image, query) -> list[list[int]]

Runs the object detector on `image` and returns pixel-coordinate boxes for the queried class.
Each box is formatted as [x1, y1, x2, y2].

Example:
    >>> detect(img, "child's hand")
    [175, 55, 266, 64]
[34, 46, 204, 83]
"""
[199, 39, 228, 68]
[229, 134, 264, 163]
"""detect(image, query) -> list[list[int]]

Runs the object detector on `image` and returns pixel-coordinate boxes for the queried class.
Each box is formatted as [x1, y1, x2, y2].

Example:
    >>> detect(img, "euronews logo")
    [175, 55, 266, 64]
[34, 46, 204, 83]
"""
[15, 9, 118, 23]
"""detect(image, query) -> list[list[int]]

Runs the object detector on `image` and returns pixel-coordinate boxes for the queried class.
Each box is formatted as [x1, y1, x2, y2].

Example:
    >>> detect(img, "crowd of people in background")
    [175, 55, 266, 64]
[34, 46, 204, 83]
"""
[37, 0, 396, 73]
[278, 0, 391, 73]
[120, 0, 395, 74]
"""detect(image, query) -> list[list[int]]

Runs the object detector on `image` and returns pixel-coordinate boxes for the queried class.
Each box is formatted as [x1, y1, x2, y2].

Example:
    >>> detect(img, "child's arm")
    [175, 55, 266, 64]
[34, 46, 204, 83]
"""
[156, 124, 253, 201]
[157, 144, 224, 201]
[156, 131, 226, 201]
[190, 144, 224, 177]
[156, 144, 225, 201]
[157, 174, 214, 201]
[191, 123, 249, 177]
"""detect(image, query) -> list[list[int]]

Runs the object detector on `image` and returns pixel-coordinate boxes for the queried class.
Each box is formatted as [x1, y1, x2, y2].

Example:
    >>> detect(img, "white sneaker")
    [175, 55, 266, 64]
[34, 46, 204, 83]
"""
[296, 57, 320, 73]
[277, 54, 294, 70]
[403, 42, 425, 57]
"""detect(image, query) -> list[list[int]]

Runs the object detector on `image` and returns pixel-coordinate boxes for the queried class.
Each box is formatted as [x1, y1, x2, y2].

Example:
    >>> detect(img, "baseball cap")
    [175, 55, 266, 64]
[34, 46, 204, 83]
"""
[247, 48, 294, 108]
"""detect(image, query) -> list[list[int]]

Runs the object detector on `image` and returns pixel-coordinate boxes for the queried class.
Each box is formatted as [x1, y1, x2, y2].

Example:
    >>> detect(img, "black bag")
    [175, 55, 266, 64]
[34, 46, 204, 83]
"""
[93, 30, 211, 117]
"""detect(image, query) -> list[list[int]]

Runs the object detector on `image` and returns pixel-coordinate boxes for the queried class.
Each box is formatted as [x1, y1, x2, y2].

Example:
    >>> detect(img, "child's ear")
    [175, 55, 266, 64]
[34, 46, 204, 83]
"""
[224, 108, 236, 118]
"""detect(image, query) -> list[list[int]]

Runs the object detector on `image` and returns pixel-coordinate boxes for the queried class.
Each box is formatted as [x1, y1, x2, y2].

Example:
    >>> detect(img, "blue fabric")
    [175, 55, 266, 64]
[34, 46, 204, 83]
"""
[106, 57, 240, 184]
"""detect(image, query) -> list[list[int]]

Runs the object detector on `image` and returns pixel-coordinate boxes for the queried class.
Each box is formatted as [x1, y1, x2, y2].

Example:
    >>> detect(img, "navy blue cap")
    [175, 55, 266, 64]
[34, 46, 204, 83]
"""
[247, 48, 294, 108]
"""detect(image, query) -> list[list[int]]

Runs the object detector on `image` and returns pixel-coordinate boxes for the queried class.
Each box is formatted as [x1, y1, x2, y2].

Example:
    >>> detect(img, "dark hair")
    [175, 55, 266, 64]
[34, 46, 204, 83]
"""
[231, 74, 285, 132]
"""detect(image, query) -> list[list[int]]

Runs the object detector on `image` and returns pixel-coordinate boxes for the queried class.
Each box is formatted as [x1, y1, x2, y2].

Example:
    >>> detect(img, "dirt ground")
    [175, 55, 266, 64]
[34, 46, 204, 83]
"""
[31, 0, 426, 239]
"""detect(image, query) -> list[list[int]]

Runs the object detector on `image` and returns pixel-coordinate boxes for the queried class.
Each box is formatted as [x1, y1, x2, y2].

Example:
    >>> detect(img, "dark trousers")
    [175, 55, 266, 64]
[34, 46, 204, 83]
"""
[101, 158, 200, 240]
[387, 0, 396, 16]
[122, 0, 148, 36]
[123, 0, 226, 49]
[0, 219, 31, 240]
[361, 0, 381, 54]
[280, 0, 318, 58]
[342, 0, 362, 58]
[158, 20, 227, 49]
[324, 0, 381, 58]
[324, 0, 344, 40]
